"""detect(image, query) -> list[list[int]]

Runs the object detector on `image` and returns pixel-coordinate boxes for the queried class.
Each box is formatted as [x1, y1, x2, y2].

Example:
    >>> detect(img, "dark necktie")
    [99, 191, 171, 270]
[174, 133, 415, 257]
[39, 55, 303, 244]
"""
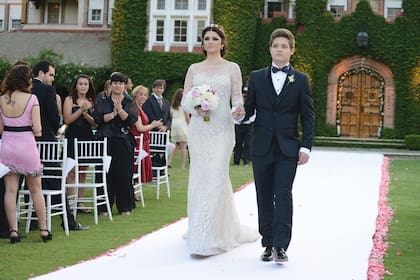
[272, 65, 289, 73]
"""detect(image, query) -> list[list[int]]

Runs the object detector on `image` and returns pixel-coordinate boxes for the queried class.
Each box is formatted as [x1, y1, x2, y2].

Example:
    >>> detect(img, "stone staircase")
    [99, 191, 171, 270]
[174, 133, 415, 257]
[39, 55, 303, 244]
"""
[314, 136, 406, 149]
[313, 137, 420, 158]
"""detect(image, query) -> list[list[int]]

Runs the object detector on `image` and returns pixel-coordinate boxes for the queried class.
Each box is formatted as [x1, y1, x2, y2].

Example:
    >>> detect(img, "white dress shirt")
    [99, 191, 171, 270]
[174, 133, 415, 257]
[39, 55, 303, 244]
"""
[271, 63, 289, 95]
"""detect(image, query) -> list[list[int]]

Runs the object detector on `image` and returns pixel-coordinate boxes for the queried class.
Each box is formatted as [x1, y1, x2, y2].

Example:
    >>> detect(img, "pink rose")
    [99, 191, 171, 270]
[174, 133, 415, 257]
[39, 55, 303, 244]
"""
[201, 100, 210, 111]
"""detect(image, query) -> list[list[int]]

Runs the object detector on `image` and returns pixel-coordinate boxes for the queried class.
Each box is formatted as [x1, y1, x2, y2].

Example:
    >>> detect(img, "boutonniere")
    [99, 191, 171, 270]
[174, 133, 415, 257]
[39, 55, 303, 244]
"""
[287, 75, 295, 84]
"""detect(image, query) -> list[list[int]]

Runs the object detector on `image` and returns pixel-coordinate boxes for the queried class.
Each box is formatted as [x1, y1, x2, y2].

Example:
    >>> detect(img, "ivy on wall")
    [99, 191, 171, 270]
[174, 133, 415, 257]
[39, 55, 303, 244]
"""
[2, 0, 419, 138]
[213, 0, 264, 77]
[251, 0, 420, 137]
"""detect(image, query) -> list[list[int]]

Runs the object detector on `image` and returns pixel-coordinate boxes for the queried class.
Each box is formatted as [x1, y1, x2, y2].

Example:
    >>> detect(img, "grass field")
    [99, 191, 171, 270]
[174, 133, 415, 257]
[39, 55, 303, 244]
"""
[383, 159, 420, 280]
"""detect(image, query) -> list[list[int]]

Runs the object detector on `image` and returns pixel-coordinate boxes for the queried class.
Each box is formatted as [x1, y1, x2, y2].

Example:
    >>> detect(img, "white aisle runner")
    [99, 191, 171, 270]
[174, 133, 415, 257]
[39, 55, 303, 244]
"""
[34, 151, 384, 280]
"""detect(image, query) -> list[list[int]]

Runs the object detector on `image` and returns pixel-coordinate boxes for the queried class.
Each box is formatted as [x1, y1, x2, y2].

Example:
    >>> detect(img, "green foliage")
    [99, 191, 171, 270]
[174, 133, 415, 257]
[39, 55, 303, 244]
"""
[111, 0, 147, 75]
[248, 0, 420, 137]
[0, 49, 111, 99]
[295, 0, 329, 26]
[381, 128, 400, 139]
[405, 135, 420, 150]
[402, 0, 420, 23]
[0, 58, 11, 82]
[23, 48, 63, 66]
[213, 0, 263, 76]
[54, 64, 112, 97]
[2, 0, 418, 138]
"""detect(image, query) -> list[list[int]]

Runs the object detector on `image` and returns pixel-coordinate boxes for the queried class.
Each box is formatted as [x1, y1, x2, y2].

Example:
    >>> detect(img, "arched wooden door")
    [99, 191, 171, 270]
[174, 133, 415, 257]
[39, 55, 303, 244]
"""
[337, 68, 384, 138]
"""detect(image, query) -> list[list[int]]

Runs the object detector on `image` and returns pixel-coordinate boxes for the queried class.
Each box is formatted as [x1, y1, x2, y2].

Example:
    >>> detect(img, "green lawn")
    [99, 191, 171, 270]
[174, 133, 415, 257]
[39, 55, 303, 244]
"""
[0, 156, 418, 280]
[383, 159, 420, 280]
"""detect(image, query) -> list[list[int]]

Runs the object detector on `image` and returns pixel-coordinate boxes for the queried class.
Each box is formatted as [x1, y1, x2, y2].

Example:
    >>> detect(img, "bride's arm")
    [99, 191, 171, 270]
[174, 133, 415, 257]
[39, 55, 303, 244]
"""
[230, 62, 245, 120]
[181, 65, 199, 116]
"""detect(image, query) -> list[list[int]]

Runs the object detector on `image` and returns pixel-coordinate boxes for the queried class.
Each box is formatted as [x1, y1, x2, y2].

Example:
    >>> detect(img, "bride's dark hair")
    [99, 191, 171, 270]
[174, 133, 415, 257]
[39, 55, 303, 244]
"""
[201, 24, 227, 57]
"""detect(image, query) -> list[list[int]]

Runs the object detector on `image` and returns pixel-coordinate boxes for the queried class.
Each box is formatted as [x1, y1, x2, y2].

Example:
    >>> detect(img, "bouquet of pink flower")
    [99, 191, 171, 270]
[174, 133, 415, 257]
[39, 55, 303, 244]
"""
[184, 84, 218, 122]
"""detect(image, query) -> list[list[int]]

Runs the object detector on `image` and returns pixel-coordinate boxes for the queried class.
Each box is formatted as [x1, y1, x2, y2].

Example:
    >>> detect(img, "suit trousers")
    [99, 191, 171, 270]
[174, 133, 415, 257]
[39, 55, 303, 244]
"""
[233, 124, 253, 164]
[100, 137, 135, 214]
[252, 137, 298, 250]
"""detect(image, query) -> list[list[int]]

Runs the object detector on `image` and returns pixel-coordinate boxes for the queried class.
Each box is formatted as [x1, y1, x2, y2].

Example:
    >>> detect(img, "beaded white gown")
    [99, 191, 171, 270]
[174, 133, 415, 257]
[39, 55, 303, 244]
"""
[182, 60, 258, 256]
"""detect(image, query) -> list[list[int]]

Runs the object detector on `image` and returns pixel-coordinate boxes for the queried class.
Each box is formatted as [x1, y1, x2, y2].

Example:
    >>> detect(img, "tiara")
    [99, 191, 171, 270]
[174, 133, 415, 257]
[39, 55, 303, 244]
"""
[208, 23, 225, 35]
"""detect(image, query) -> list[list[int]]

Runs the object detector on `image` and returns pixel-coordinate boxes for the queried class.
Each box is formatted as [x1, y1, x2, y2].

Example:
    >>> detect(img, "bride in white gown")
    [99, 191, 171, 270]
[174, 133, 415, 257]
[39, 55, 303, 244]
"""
[182, 24, 258, 256]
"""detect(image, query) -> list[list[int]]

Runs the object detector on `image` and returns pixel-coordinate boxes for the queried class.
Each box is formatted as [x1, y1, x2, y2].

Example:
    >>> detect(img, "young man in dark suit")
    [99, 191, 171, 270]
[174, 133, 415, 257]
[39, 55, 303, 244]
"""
[142, 79, 171, 169]
[32, 60, 89, 231]
[243, 28, 315, 263]
[142, 79, 171, 132]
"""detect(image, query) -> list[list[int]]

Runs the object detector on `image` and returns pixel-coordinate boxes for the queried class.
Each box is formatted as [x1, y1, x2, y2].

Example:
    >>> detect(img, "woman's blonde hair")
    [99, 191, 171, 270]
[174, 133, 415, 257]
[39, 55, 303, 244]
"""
[131, 85, 149, 99]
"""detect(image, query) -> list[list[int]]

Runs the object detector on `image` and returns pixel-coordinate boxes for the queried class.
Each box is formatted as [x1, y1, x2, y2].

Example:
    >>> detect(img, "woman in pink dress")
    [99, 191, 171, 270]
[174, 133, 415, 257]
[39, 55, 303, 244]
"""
[0, 64, 51, 243]
[130, 85, 162, 183]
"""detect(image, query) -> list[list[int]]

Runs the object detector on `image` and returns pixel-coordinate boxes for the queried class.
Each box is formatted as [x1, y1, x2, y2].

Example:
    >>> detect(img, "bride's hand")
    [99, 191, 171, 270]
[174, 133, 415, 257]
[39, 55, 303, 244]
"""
[196, 107, 209, 118]
[232, 106, 245, 120]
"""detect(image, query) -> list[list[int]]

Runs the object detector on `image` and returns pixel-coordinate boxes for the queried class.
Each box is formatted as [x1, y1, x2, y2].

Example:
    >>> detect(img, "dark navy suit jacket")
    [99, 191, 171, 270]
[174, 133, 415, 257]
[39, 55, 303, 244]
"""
[32, 79, 60, 141]
[142, 95, 172, 130]
[244, 65, 315, 158]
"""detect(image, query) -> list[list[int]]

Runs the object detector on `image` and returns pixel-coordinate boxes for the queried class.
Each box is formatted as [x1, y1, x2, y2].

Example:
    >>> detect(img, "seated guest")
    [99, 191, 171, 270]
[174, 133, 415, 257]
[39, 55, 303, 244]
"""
[130, 85, 162, 183]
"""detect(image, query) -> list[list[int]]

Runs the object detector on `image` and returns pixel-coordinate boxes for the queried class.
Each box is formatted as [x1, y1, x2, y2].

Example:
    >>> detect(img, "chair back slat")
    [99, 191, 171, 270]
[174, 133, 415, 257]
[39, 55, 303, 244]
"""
[149, 130, 169, 153]
[36, 139, 67, 180]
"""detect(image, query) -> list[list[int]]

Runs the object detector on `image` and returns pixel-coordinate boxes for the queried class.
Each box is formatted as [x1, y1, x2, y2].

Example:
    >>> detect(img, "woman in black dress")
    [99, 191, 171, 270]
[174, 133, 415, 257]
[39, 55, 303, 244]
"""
[63, 74, 97, 212]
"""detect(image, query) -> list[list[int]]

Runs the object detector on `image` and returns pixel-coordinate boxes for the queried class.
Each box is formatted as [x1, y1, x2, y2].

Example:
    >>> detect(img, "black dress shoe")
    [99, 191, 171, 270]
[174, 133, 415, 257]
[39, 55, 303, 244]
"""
[260, 246, 273, 261]
[63, 222, 89, 231]
[273, 248, 288, 263]
[70, 222, 89, 231]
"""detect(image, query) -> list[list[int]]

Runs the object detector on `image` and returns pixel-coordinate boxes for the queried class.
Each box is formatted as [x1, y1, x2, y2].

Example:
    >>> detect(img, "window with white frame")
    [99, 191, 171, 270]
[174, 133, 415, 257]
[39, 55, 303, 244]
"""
[148, 0, 211, 51]
[108, 0, 114, 25]
[89, 0, 104, 24]
[291, 4, 296, 18]
[156, 19, 165, 42]
[265, 0, 285, 18]
[9, 5, 21, 30]
[157, 0, 165, 9]
[386, 8, 400, 19]
[198, 0, 207, 10]
[173, 19, 187, 42]
[175, 0, 188, 10]
[0, 4, 3, 32]
[11, 19, 21, 29]
[384, 0, 402, 19]
[196, 19, 206, 43]
[330, 5, 344, 17]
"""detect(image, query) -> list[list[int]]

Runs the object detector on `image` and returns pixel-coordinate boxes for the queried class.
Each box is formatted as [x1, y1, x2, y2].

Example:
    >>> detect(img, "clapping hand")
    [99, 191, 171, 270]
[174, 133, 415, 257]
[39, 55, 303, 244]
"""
[80, 100, 92, 112]
[152, 119, 163, 129]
